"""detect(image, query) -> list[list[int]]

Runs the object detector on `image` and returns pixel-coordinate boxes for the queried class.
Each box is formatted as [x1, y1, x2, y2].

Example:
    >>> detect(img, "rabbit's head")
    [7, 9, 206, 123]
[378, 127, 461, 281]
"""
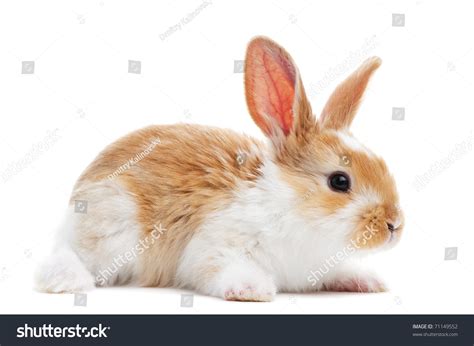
[245, 37, 403, 252]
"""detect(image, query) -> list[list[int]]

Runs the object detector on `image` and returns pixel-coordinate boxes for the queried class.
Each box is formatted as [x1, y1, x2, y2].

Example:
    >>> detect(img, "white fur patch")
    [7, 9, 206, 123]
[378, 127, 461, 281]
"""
[336, 131, 374, 157]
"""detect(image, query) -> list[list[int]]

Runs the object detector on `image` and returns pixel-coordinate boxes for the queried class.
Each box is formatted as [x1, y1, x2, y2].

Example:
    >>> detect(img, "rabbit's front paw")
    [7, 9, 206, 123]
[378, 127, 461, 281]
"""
[210, 262, 276, 302]
[223, 281, 276, 302]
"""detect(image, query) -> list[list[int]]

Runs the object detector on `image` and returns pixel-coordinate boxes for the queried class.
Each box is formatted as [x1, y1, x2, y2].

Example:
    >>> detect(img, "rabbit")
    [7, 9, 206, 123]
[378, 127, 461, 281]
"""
[35, 36, 403, 302]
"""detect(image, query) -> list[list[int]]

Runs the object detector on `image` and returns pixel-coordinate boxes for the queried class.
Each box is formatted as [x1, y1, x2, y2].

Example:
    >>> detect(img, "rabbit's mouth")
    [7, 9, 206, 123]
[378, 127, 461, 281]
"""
[348, 205, 404, 251]
[379, 226, 402, 252]
[387, 220, 404, 244]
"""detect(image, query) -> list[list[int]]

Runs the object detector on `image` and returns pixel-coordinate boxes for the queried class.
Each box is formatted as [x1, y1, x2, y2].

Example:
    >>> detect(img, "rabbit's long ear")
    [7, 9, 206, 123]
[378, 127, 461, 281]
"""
[245, 37, 312, 144]
[319, 57, 381, 130]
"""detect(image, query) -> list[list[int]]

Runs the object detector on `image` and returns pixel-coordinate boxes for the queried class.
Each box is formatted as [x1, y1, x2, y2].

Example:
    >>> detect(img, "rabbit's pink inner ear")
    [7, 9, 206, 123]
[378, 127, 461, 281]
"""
[245, 38, 296, 137]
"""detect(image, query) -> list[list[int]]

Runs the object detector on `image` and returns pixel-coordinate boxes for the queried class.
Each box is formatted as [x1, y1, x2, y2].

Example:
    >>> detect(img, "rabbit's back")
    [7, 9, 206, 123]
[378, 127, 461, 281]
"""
[70, 124, 266, 286]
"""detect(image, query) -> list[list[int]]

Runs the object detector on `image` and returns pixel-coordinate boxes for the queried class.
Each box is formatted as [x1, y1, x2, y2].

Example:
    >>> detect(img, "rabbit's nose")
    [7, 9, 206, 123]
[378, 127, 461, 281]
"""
[387, 222, 395, 232]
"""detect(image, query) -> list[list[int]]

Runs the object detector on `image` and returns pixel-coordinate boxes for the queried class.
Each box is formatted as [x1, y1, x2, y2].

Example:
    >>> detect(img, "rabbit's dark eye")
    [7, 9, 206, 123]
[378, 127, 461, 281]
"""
[328, 172, 351, 193]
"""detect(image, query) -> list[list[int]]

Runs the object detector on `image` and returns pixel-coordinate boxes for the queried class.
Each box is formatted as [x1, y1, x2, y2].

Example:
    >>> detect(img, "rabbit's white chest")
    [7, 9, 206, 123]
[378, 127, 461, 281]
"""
[175, 159, 348, 293]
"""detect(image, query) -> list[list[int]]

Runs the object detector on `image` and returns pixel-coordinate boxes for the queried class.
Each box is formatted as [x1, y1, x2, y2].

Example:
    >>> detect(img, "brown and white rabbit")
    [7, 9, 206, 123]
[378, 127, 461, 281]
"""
[35, 37, 403, 301]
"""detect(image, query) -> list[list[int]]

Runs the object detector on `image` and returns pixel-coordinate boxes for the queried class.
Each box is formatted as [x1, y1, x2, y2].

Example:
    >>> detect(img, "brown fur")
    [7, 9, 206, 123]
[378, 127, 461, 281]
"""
[72, 124, 265, 286]
[320, 57, 381, 130]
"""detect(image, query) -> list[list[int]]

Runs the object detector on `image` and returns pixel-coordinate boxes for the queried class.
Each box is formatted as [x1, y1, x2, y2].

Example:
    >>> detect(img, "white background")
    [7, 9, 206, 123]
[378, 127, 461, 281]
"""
[0, 0, 473, 314]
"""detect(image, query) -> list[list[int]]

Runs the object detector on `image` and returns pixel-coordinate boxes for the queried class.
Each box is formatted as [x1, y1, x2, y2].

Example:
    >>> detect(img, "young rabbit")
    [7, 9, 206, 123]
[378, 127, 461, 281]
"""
[35, 37, 403, 301]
